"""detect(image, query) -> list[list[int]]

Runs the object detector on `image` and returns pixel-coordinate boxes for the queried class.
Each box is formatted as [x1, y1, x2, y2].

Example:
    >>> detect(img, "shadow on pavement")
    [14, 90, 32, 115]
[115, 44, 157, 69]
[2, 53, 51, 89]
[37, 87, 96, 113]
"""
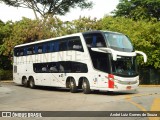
[14, 83, 137, 96]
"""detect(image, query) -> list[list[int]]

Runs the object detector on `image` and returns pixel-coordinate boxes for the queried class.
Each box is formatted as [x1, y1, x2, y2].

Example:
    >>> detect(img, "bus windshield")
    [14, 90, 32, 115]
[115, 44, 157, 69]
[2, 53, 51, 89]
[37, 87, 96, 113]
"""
[104, 32, 133, 52]
[111, 57, 138, 77]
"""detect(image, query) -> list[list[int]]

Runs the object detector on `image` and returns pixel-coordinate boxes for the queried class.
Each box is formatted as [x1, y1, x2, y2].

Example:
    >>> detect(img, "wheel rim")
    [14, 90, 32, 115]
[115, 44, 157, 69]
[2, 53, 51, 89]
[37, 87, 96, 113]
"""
[24, 79, 27, 85]
[82, 81, 87, 90]
[70, 80, 74, 88]
[30, 80, 34, 87]
[30, 81, 32, 87]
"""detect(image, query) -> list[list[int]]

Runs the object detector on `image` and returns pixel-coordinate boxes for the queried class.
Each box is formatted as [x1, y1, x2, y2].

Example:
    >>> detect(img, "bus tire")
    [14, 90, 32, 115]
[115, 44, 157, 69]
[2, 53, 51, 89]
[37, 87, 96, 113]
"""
[82, 78, 91, 94]
[70, 78, 77, 93]
[29, 77, 36, 89]
[22, 77, 26, 86]
[23, 77, 29, 87]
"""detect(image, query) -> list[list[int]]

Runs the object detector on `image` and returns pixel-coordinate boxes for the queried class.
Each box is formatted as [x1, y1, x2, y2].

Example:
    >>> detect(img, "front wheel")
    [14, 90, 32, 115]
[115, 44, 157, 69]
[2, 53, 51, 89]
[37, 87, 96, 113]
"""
[82, 78, 91, 94]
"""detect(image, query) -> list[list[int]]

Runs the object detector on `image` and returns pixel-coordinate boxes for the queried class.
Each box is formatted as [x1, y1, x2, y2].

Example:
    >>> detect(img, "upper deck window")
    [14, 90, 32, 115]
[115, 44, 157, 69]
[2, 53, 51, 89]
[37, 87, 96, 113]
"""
[83, 33, 106, 48]
[104, 32, 134, 52]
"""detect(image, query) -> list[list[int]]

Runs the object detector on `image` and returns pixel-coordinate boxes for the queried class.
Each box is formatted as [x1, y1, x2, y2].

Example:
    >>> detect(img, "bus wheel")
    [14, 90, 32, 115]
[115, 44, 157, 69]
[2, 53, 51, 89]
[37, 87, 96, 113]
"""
[82, 78, 91, 94]
[70, 78, 77, 93]
[23, 77, 28, 87]
[29, 77, 36, 89]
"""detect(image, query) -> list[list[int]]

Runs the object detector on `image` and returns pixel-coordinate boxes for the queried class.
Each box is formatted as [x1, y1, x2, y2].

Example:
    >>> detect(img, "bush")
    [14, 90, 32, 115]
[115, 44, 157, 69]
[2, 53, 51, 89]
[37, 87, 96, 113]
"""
[0, 69, 13, 80]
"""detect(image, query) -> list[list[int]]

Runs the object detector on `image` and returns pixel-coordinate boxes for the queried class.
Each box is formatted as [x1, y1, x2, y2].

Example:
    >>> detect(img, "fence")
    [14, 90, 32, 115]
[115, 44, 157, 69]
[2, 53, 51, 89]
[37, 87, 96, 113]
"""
[139, 67, 160, 85]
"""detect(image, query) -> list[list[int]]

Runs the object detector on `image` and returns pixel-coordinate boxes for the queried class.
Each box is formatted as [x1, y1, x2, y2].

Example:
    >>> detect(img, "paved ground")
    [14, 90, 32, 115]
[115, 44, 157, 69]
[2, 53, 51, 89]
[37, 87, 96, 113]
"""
[0, 82, 160, 120]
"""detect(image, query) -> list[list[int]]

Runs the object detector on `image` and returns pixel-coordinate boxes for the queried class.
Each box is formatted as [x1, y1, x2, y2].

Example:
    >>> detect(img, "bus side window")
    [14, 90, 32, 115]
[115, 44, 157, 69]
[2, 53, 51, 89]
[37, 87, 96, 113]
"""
[33, 63, 41, 73]
[59, 40, 67, 51]
[27, 46, 35, 55]
[59, 64, 64, 72]
[38, 45, 43, 54]
[43, 44, 47, 53]
[14, 48, 20, 56]
[15, 48, 25, 56]
[20, 48, 24, 56]
[49, 63, 58, 73]
[42, 66, 47, 72]
[27, 47, 32, 55]
[24, 48, 27, 56]
[50, 42, 54, 52]
[45, 43, 50, 53]
[68, 37, 84, 52]
[71, 62, 88, 73]
[50, 41, 59, 52]
[96, 35, 105, 47]
[84, 36, 93, 48]
[83, 33, 106, 48]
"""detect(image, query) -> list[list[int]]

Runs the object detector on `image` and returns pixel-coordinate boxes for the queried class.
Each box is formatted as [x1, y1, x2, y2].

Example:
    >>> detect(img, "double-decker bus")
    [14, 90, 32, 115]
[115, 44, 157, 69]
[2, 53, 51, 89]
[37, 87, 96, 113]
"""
[13, 30, 147, 94]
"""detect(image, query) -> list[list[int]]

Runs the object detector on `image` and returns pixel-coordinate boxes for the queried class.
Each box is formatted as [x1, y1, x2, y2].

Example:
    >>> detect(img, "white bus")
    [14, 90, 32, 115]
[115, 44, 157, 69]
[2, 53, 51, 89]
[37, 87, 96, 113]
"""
[13, 30, 147, 94]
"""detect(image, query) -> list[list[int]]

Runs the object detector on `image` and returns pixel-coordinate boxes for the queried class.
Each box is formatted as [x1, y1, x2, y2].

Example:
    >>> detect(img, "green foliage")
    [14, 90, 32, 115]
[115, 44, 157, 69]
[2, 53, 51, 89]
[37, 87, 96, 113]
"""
[1, 0, 93, 18]
[113, 0, 160, 21]
[0, 69, 12, 80]
[72, 16, 102, 32]
[100, 16, 160, 68]
[1, 17, 64, 57]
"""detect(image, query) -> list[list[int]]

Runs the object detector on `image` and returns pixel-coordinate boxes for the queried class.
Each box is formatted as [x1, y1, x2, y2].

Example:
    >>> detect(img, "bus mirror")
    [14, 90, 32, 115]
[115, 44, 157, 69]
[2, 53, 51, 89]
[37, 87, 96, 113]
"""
[135, 51, 147, 63]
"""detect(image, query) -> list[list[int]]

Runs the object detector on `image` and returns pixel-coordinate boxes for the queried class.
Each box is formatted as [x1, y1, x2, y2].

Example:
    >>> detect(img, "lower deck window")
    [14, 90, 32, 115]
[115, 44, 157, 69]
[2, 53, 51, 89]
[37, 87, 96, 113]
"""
[33, 61, 88, 73]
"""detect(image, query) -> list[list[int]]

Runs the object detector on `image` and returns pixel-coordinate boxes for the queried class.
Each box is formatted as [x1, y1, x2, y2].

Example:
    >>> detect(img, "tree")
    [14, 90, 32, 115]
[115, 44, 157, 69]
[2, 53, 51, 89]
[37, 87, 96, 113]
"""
[0, 0, 93, 19]
[72, 16, 101, 32]
[113, 0, 160, 21]
[100, 16, 160, 69]
[0, 20, 13, 70]
[0, 17, 65, 57]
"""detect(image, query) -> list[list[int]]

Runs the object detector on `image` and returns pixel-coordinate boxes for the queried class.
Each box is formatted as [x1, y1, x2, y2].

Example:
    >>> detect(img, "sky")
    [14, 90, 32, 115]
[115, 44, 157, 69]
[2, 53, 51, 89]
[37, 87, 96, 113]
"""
[0, 0, 119, 22]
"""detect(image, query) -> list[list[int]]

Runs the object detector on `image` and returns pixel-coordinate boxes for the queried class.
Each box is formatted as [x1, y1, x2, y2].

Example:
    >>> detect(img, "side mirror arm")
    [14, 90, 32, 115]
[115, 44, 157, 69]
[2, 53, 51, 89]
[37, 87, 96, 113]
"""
[135, 51, 147, 63]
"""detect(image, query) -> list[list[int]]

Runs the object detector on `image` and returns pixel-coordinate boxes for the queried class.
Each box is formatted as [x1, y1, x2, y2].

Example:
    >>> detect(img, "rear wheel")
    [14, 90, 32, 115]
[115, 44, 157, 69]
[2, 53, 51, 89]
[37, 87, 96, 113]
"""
[82, 78, 91, 94]
[22, 77, 28, 87]
[69, 78, 77, 93]
[29, 77, 36, 89]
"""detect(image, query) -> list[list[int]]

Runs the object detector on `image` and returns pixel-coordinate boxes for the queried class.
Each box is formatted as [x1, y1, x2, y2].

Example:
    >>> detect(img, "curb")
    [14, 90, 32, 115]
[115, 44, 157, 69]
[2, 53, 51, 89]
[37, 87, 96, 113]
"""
[139, 85, 160, 87]
[0, 81, 14, 83]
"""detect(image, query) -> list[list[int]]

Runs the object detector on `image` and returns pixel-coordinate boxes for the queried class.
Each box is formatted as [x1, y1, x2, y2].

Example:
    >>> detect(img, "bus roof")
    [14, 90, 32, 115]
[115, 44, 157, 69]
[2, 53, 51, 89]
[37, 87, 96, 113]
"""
[14, 30, 123, 48]
[14, 33, 82, 48]
[82, 30, 122, 35]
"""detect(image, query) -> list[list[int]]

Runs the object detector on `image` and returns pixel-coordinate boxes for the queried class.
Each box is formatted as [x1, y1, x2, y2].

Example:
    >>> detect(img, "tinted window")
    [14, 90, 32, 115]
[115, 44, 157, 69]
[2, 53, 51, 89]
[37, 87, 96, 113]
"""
[14, 36, 83, 56]
[14, 48, 20, 56]
[27, 46, 35, 55]
[68, 37, 84, 52]
[37, 45, 43, 54]
[83, 33, 106, 48]
[33, 61, 88, 73]
[83, 33, 110, 73]
[59, 40, 68, 51]
[91, 51, 111, 73]
[14, 47, 25, 56]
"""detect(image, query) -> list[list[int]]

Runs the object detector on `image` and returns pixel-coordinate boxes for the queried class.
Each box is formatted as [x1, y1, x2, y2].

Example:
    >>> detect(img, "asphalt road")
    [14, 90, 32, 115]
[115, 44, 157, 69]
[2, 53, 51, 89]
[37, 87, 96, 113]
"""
[0, 82, 160, 120]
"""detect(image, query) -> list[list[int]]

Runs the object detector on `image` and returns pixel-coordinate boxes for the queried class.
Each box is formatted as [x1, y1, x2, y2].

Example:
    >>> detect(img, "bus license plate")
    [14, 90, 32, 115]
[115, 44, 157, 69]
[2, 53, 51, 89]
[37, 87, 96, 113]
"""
[126, 86, 131, 90]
